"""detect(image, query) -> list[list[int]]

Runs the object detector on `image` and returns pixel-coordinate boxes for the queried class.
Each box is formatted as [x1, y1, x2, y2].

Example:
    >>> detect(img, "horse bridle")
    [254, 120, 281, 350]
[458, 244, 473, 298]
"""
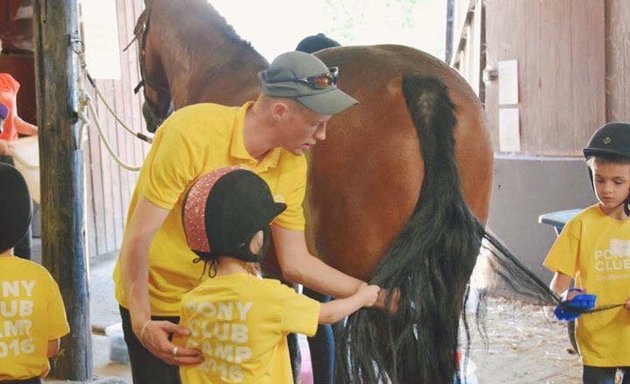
[133, 6, 173, 133]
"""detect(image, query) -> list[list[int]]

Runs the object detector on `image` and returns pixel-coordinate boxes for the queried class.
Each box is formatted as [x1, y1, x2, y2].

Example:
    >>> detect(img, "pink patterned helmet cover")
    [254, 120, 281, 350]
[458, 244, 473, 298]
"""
[183, 166, 243, 254]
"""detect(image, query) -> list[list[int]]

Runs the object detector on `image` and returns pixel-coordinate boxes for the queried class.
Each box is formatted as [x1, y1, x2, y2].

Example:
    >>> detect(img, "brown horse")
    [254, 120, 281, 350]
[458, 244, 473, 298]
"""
[136, 0, 494, 382]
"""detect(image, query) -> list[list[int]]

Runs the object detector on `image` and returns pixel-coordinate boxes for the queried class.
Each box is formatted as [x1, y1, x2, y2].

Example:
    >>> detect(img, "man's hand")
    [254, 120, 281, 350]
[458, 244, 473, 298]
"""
[137, 320, 203, 366]
[625, 298, 630, 312]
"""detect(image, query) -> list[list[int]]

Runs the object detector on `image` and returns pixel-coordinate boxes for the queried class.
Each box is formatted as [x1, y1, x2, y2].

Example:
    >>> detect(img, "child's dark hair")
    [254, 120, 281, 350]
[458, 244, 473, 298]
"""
[0, 163, 32, 253]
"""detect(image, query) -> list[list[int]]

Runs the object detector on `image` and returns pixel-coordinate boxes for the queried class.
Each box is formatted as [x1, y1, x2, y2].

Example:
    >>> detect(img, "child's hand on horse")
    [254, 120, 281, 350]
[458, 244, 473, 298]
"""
[356, 283, 381, 308]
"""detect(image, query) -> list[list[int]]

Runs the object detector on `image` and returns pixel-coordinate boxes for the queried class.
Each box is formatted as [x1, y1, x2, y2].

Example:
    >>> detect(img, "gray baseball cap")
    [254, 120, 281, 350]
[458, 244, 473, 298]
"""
[258, 51, 358, 115]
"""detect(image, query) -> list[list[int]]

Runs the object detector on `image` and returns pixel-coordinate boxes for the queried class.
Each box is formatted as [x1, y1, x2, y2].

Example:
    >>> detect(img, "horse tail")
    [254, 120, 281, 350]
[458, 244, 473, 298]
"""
[337, 75, 485, 384]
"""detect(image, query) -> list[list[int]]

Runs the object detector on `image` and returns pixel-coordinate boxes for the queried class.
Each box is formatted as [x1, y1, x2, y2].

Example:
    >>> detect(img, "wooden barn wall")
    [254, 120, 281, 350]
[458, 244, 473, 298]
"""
[451, 0, 484, 98]
[83, 0, 149, 258]
[606, 0, 630, 122]
[484, 0, 606, 156]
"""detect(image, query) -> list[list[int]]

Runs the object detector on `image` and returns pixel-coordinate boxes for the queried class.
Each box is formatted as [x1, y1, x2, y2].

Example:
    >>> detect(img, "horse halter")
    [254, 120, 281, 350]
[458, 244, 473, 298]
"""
[133, 7, 173, 132]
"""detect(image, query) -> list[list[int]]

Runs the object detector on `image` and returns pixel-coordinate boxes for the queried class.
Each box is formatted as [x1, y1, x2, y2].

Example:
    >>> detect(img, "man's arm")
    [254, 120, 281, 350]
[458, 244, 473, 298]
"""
[272, 225, 364, 298]
[119, 197, 167, 331]
[119, 196, 202, 365]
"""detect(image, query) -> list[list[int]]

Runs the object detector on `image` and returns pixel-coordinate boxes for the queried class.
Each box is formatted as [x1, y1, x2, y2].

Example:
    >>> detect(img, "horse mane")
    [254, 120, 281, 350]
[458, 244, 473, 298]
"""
[188, 1, 260, 56]
[141, 0, 268, 108]
[147, 0, 267, 80]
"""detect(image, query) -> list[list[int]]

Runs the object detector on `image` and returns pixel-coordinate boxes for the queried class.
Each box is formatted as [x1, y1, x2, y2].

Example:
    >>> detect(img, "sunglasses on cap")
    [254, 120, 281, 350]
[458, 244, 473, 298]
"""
[295, 67, 339, 90]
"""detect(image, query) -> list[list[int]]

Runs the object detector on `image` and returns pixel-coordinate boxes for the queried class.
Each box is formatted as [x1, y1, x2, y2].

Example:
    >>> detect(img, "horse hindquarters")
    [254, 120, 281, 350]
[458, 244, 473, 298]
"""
[337, 75, 485, 384]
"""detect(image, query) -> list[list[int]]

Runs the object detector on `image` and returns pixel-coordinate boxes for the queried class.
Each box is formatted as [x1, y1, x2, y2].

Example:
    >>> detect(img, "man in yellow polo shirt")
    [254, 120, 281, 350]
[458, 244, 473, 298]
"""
[113, 51, 370, 383]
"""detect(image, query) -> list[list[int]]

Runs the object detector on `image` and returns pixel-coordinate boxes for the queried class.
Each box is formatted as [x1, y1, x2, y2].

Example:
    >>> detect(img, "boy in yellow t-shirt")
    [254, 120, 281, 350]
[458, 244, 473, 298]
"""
[170, 168, 379, 383]
[0, 163, 70, 383]
[543, 123, 630, 383]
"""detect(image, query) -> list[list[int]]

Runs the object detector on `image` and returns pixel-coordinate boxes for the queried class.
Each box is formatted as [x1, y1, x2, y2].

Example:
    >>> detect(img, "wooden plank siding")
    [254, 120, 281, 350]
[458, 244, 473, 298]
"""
[482, 0, 606, 156]
[83, 0, 149, 257]
[450, 0, 484, 99]
[606, 0, 630, 122]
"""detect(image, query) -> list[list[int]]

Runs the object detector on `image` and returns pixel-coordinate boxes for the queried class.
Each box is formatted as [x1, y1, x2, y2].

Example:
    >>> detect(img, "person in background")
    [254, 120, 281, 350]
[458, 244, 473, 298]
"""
[0, 68, 39, 260]
[295, 33, 340, 54]
[0, 163, 70, 383]
[174, 167, 380, 383]
[543, 122, 630, 384]
[0, 73, 38, 154]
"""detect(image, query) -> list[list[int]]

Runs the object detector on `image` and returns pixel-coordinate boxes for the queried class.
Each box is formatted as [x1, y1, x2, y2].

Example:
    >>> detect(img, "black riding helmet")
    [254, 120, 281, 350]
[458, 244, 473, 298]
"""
[0, 163, 32, 253]
[583, 122, 630, 159]
[182, 167, 286, 264]
[583, 122, 630, 215]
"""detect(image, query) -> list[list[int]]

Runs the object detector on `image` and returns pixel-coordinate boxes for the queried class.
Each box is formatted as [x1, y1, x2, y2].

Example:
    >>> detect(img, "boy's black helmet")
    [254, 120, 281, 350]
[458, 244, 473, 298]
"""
[182, 167, 286, 262]
[583, 122, 630, 159]
[0, 163, 32, 253]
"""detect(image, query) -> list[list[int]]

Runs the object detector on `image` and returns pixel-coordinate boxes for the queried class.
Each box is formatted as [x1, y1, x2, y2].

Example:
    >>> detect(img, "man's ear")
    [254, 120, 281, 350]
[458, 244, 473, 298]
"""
[270, 101, 290, 120]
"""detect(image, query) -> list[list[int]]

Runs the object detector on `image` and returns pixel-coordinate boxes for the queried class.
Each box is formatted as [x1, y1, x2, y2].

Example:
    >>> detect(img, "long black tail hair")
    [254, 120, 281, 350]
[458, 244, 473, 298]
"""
[335, 75, 562, 384]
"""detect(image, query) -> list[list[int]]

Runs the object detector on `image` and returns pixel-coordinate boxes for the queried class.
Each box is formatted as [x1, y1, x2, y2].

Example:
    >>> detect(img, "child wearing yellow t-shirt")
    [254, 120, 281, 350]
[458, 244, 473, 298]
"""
[0, 163, 70, 383]
[543, 123, 630, 383]
[170, 167, 379, 383]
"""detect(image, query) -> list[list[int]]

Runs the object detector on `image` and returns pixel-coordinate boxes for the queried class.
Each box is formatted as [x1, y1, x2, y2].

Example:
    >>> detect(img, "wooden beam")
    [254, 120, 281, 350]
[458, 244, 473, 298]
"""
[450, 0, 477, 67]
[33, 0, 92, 379]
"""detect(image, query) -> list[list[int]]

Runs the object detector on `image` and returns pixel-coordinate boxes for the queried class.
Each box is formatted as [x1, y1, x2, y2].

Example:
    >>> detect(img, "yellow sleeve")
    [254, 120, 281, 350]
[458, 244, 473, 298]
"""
[45, 273, 70, 340]
[278, 285, 319, 337]
[273, 160, 306, 231]
[542, 218, 581, 277]
[140, 122, 199, 210]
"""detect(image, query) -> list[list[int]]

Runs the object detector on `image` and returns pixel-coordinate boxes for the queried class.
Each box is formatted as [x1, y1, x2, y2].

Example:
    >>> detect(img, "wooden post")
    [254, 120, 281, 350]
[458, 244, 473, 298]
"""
[33, 0, 92, 379]
[445, 0, 455, 64]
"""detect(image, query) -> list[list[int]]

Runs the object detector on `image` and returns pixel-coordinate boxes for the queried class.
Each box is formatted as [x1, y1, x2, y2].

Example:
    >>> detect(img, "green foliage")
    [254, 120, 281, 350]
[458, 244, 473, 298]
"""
[322, 0, 431, 43]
